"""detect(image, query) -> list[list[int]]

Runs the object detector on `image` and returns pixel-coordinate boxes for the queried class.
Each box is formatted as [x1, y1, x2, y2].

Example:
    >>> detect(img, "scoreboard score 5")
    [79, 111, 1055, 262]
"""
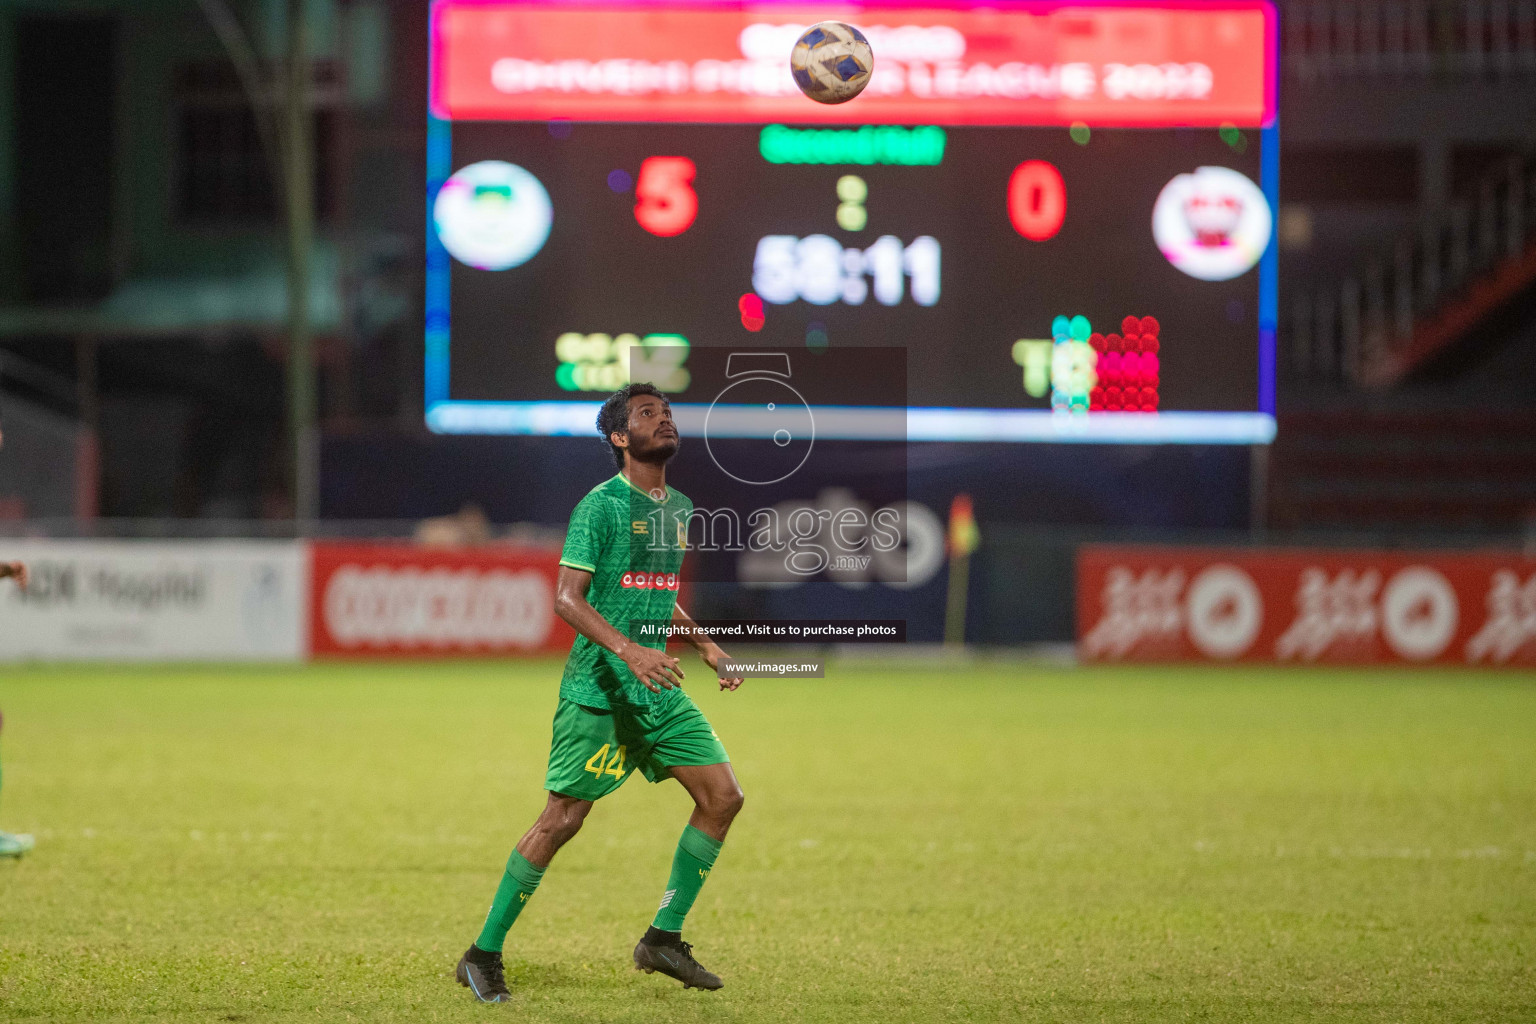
[426, 1, 1278, 445]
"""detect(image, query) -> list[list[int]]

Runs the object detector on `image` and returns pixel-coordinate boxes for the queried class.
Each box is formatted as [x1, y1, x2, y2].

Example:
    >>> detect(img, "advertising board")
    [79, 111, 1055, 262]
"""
[309, 543, 575, 657]
[0, 541, 306, 662]
[1078, 545, 1536, 666]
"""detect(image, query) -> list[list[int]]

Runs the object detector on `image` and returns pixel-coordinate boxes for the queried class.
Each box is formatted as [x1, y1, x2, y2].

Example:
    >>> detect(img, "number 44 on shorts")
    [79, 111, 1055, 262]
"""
[584, 744, 627, 781]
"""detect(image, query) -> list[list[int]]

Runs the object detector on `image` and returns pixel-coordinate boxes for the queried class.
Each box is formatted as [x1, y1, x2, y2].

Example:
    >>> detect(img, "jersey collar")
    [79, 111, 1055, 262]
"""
[616, 471, 671, 504]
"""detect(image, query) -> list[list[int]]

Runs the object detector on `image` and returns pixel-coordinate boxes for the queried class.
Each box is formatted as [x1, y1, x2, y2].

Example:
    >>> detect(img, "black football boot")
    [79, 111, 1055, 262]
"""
[632, 932, 724, 990]
[455, 945, 511, 1003]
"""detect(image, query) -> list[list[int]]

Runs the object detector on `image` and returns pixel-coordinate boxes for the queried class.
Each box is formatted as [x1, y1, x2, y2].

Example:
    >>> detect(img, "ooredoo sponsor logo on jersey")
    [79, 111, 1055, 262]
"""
[621, 571, 680, 591]
[323, 564, 554, 648]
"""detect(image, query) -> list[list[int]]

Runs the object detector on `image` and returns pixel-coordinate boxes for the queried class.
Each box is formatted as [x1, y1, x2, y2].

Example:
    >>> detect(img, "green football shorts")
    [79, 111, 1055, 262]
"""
[544, 689, 729, 801]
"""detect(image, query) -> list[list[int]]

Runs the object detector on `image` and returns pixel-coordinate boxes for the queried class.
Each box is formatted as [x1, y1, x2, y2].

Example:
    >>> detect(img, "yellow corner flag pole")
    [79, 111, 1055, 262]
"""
[944, 493, 980, 647]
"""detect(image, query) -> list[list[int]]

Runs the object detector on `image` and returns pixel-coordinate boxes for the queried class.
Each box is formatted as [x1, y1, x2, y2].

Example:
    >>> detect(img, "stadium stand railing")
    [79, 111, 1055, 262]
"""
[1283, 0, 1536, 81]
[1285, 150, 1536, 386]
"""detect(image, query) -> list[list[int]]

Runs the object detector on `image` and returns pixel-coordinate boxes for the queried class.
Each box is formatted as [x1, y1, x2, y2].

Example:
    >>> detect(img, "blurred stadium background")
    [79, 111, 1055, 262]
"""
[0, 1, 1532, 1020]
[0, 0, 1532, 647]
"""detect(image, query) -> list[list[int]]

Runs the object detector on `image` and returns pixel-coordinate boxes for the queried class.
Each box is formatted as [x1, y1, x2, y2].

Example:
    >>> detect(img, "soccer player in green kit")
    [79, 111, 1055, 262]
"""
[456, 383, 745, 1002]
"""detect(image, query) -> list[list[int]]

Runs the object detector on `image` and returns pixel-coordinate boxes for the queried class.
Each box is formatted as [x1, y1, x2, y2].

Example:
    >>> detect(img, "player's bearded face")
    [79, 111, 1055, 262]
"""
[624, 397, 679, 463]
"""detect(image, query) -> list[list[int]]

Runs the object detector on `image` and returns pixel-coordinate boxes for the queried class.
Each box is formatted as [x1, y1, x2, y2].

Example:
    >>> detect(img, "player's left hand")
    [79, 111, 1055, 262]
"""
[702, 646, 743, 691]
[0, 562, 26, 591]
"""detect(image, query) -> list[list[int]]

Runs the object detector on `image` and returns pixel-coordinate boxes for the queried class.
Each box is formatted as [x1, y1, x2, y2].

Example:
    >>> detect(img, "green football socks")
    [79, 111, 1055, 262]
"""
[651, 824, 724, 933]
[475, 850, 546, 953]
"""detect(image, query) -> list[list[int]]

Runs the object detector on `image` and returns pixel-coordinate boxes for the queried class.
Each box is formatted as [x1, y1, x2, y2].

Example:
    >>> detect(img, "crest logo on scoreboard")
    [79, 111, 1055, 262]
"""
[1152, 166, 1271, 282]
[434, 160, 553, 270]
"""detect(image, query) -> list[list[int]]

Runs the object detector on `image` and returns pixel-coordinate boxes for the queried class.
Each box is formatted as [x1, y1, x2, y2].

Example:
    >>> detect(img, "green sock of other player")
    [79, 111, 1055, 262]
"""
[474, 850, 545, 953]
[651, 824, 724, 934]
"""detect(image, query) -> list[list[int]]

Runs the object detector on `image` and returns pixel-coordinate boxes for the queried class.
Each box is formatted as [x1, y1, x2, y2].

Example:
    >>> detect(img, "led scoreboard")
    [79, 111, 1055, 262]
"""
[427, 1, 1278, 444]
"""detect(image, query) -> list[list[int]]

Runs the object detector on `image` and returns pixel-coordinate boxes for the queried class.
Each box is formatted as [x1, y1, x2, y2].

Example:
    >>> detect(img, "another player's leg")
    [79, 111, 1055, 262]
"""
[0, 711, 35, 860]
[457, 792, 592, 1002]
[633, 761, 742, 990]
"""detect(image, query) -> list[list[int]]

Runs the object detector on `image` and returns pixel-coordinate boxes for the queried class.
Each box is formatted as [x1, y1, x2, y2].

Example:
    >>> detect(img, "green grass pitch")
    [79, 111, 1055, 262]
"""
[0, 660, 1532, 1022]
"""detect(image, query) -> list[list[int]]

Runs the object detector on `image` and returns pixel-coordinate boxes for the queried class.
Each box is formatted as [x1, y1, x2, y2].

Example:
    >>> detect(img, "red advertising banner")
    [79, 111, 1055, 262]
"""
[310, 543, 576, 657]
[1078, 545, 1536, 666]
[432, 2, 1276, 127]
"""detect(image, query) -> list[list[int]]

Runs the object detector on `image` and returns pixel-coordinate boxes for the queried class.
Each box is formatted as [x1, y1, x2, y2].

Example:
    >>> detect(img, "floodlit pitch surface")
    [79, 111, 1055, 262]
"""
[1, 661, 1532, 1023]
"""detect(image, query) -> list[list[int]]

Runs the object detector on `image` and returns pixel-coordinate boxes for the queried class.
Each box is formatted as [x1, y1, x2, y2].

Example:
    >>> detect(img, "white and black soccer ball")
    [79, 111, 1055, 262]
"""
[790, 22, 873, 105]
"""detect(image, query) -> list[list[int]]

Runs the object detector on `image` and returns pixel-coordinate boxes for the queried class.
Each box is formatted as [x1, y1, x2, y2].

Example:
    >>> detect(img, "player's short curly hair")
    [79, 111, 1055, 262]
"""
[597, 382, 668, 469]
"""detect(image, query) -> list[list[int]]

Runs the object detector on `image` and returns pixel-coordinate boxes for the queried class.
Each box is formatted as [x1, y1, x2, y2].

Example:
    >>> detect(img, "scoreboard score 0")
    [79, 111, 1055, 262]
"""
[426, 1, 1278, 444]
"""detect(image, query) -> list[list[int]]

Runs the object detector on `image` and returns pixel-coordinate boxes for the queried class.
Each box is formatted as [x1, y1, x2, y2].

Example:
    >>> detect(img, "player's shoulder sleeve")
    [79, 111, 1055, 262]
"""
[559, 483, 615, 573]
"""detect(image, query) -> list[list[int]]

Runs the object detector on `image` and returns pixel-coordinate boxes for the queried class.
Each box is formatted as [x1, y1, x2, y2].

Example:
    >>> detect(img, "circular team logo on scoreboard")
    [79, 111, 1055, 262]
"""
[434, 161, 553, 270]
[1152, 166, 1271, 282]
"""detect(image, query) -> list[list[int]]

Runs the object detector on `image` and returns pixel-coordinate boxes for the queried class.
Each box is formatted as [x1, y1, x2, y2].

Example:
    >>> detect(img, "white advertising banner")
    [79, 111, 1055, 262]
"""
[0, 541, 306, 662]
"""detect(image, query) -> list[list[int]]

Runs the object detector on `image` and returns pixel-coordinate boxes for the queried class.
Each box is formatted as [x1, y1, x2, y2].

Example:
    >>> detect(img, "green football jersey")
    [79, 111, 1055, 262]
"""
[558, 472, 692, 709]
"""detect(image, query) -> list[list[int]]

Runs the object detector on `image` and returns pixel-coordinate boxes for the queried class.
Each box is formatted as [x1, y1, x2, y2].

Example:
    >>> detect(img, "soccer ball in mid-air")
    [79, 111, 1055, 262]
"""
[790, 22, 873, 104]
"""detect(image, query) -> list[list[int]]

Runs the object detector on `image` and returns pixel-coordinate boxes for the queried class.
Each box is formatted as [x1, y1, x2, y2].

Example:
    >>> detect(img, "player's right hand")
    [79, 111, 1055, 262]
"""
[0, 562, 25, 591]
[621, 644, 684, 692]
